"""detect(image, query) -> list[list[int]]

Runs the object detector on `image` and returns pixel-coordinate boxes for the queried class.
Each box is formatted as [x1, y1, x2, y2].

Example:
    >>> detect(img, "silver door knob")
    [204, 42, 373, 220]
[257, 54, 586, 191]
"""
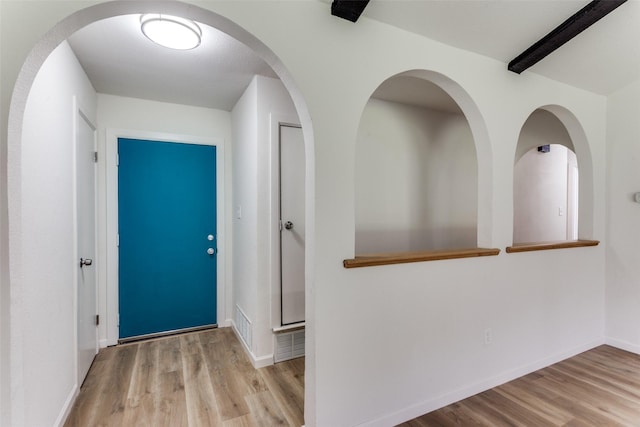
[207, 248, 215, 255]
[284, 221, 294, 230]
[80, 258, 93, 268]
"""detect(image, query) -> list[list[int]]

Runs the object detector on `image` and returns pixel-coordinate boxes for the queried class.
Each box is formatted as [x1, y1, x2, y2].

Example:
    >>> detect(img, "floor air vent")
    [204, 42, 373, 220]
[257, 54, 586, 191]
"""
[275, 329, 305, 363]
[234, 305, 252, 350]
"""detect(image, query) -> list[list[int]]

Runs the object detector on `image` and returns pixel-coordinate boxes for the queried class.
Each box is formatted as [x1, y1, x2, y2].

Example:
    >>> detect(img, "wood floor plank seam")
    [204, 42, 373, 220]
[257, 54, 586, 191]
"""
[534, 373, 635, 425]
[67, 340, 640, 427]
[548, 360, 640, 403]
[399, 346, 640, 426]
[64, 328, 304, 427]
[494, 382, 574, 425]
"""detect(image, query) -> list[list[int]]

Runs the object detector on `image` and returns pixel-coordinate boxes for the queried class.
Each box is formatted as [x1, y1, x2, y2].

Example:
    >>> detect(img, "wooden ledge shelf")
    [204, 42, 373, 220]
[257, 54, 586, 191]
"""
[506, 239, 600, 253]
[343, 247, 501, 268]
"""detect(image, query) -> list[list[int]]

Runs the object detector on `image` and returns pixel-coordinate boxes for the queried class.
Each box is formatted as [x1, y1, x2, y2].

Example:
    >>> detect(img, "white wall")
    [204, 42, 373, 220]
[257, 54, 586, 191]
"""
[96, 94, 233, 346]
[231, 75, 298, 365]
[356, 98, 477, 253]
[13, 40, 97, 426]
[514, 145, 572, 243]
[605, 79, 640, 352]
[248, 6, 604, 426]
[97, 94, 232, 139]
[1, 2, 609, 427]
[231, 76, 259, 349]
[255, 76, 300, 356]
[0, 4, 8, 420]
[0, 0, 8, 402]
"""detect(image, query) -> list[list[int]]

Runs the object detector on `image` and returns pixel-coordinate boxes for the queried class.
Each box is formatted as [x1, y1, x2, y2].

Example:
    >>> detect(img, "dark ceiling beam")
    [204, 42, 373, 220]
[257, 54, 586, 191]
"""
[508, 0, 627, 74]
[331, 0, 370, 23]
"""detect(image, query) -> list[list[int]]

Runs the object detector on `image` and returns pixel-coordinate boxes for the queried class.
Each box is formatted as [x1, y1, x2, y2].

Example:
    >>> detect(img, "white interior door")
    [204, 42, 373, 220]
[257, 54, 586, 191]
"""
[280, 125, 305, 325]
[76, 108, 98, 384]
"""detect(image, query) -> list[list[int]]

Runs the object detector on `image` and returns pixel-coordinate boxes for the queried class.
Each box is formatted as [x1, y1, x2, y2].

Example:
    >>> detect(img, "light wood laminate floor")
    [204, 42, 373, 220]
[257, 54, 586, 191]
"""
[64, 328, 304, 427]
[399, 345, 640, 426]
[67, 335, 640, 427]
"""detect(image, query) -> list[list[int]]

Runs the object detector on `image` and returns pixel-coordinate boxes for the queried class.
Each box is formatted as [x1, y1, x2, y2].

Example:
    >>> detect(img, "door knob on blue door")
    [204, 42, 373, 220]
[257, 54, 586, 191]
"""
[207, 248, 215, 255]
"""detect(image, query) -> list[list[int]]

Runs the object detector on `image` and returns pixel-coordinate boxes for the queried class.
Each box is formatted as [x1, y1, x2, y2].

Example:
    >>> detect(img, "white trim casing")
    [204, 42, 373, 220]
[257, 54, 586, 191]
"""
[269, 113, 302, 332]
[103, 128, 226, 346]
[61, 97, 97, 427]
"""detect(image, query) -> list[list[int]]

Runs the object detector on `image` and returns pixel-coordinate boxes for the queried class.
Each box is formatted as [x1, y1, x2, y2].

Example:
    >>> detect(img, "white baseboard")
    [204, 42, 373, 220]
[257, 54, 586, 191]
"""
[230, 321, 274, 369]
[54, 385, 78, 427]
[253, 354, 274, 369]
[605, 337, 640, 355]
[356, 338, 605, 427]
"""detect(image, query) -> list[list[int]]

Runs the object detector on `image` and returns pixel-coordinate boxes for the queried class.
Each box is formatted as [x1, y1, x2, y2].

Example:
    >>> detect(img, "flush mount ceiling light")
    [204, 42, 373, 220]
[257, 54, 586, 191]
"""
[140, 14, 202, 50]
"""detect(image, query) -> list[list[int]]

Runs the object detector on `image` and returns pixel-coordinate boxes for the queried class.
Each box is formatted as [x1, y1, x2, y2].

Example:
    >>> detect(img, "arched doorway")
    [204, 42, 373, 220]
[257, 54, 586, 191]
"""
[5, 2, 315, 425]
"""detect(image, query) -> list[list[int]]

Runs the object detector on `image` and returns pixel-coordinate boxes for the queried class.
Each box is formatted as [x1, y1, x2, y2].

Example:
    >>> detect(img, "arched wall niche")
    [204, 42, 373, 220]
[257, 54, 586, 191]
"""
[354, 70, 492, 255]
[6, 1, 316, 425]
[512, 105, 594, 243]
[514, 110, 575, 162]
[403, 70, 493, 248]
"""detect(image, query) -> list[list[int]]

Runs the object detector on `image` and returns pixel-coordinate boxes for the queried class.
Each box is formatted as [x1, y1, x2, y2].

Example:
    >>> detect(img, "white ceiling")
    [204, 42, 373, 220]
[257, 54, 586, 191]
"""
[362, 0, 640, 95]
[67, 1, 640, 113]
[67, 15, 277, 111]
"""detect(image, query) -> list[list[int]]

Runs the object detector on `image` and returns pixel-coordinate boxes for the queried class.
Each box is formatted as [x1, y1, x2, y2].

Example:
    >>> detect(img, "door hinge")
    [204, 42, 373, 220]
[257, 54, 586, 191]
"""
[95, 314, 100, 326]
[93, 151, 98, 163]
[116, 153, 119, 166]
[116, 234, 119, 247]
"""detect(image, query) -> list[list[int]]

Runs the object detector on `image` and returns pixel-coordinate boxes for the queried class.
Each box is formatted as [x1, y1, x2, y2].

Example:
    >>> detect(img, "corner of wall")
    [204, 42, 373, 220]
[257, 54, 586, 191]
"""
[10, 34, 97, 427]
[53, 386, 78, 427]
[0, 252, 9, 427]
[603, 78, 640, 349]
[0, 172, 9, 427]
[230, 312, 273, 369]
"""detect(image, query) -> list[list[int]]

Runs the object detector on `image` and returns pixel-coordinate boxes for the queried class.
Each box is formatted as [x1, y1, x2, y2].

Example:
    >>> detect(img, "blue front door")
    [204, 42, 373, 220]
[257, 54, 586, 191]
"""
[118, 138, 217, 339]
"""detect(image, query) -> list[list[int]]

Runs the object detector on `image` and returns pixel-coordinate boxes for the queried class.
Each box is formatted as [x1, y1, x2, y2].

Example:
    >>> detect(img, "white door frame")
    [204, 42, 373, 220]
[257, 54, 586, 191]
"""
[103, 128, 226, 346]
[567, 161, 579, 240]
[269, 114, 303, 330]
[72, 97, 98, 386]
